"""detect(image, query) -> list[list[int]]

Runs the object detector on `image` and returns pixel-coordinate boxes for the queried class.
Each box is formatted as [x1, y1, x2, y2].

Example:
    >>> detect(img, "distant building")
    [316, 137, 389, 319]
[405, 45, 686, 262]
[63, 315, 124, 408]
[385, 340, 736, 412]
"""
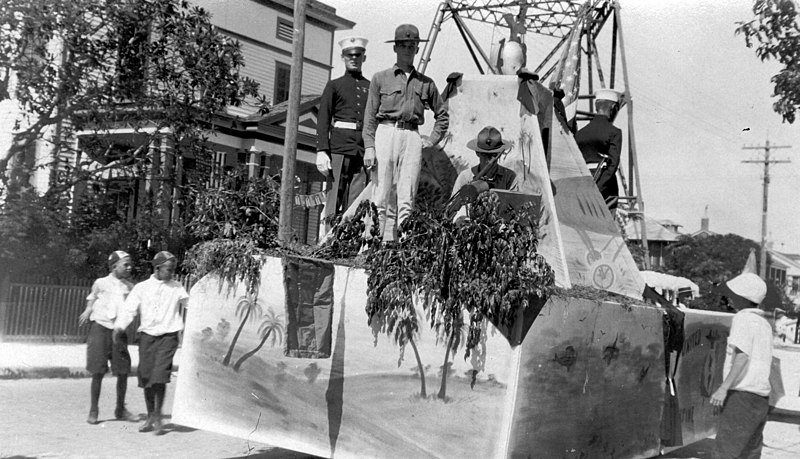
[624, 216, 681, 269]
[690, 205, 714, 238]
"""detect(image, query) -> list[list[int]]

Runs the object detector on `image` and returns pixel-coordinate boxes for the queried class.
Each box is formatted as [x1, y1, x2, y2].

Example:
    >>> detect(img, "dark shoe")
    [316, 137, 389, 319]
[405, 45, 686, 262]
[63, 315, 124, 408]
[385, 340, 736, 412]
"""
[114, 407, 135, 421]
[153, 415, 165, 435]
[87, 410, 98, 425]
[138, 416, 154, 433]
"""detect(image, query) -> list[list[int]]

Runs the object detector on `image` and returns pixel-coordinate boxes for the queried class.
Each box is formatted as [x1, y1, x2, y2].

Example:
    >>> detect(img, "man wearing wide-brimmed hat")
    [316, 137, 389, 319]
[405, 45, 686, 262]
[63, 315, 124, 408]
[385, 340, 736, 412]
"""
[362, 24, 449, 241]
[451, 125, 517, 194]
[115, 251, 189, 435]
[575, 88, 623, 212]
[710, 272, 773, 459]
[316, 36, 371, 227]
[448, 126, 517, 222]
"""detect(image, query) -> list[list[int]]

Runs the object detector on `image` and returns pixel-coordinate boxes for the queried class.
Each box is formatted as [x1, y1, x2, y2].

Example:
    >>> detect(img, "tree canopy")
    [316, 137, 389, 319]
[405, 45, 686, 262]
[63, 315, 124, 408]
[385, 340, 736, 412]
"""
[736, 0, 800, 123]
[0, 0, 267, 192]
[662, 233, 759, 310]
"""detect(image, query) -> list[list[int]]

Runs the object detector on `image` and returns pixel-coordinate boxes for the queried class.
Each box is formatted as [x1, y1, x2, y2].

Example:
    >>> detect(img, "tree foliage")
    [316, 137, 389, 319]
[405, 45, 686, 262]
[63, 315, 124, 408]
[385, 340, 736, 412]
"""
[0, 0, 267, 190]
[736, 0, 800, 123]
[365, 192, 555, 399]
[0, 187, 190, 281]
[662, 234, 760, 310]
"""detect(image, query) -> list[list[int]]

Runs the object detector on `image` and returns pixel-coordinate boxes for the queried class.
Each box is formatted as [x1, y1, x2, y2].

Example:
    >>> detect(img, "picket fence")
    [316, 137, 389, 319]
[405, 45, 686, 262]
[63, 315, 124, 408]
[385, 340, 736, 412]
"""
[0, 275, 194, 343]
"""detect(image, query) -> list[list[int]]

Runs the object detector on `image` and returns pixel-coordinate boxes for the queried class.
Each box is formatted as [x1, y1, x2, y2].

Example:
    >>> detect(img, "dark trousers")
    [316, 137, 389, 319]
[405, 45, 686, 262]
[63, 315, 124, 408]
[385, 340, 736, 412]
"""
[137, 332, 179, 388]
[714, 390, 769, 459]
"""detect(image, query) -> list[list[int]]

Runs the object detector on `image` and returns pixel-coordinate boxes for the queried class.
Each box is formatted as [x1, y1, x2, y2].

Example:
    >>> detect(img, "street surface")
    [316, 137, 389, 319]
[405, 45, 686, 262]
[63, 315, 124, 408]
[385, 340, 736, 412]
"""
[0, 377, 315, 459]
[1, 377, 800, 458]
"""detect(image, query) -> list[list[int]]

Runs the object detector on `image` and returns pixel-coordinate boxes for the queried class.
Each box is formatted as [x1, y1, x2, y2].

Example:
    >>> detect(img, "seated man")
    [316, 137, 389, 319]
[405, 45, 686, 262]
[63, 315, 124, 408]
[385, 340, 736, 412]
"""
[575, 88, 623, 212]
[448, 126, 518, 222]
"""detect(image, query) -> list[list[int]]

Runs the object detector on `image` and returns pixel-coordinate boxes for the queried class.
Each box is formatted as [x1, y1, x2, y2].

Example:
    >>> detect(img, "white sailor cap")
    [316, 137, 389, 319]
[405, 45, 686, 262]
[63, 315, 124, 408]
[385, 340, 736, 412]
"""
[725, 272, 767, 305]
[339, 36, 368, 52]
[594, 88, 624, 103]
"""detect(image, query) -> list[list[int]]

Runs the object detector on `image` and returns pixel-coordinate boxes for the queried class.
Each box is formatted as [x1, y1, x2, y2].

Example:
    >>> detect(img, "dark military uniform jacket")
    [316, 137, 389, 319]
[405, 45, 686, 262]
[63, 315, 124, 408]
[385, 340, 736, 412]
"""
[574, 114, 622, 190]
[316, 71, 370, 157]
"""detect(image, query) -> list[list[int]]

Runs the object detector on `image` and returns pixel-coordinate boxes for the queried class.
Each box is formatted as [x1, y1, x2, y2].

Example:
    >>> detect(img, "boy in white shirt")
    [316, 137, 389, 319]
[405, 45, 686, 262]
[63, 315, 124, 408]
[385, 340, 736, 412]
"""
[79, 250, 135, 425]
[710, 272, 772, 459]
[115, 251, 189, 434]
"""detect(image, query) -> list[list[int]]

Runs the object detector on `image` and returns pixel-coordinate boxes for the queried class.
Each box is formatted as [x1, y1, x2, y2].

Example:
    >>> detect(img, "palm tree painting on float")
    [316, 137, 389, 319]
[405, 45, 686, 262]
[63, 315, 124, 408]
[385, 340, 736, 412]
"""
[221, 292, 264, 366]
[233, 308, 285, 371]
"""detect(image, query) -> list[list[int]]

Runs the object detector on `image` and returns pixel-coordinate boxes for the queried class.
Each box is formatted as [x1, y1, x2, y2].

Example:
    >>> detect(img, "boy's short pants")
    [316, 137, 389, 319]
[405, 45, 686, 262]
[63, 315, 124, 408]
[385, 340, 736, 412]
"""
[137, 331, 179, 388]
[86, 321, 132, 375]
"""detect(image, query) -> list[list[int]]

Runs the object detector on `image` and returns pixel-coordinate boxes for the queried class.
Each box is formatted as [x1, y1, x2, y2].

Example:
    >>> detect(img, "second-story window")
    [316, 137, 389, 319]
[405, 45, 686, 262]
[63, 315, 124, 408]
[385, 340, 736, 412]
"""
[274, 61, 291, 104]
[276, 17, 293, 43]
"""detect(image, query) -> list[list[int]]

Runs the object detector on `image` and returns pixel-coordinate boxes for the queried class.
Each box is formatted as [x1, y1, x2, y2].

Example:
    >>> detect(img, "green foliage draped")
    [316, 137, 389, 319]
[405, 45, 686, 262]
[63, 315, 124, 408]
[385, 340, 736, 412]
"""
[736, 0, 800, 123]
[182, 167, 281, 295]
[365, 191, 555, 399]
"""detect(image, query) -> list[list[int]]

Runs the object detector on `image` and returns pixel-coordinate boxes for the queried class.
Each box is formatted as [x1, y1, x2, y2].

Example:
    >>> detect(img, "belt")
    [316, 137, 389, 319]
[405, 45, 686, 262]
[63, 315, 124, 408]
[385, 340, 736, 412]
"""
[333, 120, 361, 130]
[381, 119, 418, 130]
[585, 162, 601, 168]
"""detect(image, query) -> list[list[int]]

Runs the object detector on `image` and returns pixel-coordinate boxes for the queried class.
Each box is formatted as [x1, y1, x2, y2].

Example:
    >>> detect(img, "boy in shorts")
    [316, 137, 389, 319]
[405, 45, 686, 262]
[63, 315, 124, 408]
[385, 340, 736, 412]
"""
[115, 251, 189, 434]
[79, 250, 135, 424]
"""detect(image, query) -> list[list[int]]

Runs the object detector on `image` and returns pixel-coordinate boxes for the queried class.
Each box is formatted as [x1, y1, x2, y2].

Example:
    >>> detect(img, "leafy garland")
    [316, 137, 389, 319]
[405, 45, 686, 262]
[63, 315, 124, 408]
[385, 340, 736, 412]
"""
[365, 191, 556, 367]
[311, 200, 381, 262]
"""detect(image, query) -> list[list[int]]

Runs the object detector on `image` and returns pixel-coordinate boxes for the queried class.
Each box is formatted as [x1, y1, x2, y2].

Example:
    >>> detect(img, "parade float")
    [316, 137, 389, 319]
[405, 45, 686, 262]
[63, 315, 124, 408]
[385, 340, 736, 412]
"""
[172, 2, 736, 457]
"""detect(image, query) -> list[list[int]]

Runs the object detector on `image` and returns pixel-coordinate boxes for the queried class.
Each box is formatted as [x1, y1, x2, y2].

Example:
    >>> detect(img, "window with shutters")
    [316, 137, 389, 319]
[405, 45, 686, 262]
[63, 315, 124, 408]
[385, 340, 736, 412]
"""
[276, 17, 293, 43]
[274, 61, 291, 104]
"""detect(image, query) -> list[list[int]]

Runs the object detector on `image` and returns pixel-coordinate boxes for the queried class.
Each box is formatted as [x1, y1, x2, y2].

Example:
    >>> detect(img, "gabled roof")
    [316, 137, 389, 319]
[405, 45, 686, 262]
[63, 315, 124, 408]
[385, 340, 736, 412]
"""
[625, 216, 682, 243]
[265, 0, 355, 30]
[212, 94, 322, 150]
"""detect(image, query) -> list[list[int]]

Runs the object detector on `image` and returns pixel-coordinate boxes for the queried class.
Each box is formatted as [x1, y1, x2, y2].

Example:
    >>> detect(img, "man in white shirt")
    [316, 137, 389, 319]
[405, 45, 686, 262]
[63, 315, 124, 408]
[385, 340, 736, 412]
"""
[79, 250, 135, 425]
[710, 272, 772, 459]
[115, 251, 189, 435]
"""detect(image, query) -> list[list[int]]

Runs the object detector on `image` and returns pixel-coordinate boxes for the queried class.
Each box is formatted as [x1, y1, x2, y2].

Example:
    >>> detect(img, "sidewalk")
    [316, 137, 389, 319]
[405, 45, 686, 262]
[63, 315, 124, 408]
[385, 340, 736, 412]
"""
[0, 342, 180, 379]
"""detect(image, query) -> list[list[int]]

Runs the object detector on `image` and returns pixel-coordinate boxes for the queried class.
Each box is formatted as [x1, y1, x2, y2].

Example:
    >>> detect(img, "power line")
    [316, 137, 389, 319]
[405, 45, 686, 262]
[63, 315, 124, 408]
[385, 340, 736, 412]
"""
[742, 140, 791, 278]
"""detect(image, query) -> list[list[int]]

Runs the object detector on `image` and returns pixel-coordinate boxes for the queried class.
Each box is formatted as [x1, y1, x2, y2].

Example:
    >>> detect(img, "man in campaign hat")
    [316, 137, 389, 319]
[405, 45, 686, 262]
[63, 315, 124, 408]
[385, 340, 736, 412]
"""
[362, 24, 449, 240]
[79, 250, 135, 424]
[452, 126, 517, 194]
[448, 126, 518, 222]
[316, 36, 371, 229]
[574, 88, 623, 213]
[115, 251, 189, 435]
[710, 272, 773, 459]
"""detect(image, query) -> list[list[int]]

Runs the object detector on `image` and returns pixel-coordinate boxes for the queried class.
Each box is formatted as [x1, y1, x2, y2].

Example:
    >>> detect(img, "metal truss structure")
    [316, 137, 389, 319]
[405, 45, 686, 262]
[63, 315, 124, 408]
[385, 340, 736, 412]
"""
[419, 0, 651, 268]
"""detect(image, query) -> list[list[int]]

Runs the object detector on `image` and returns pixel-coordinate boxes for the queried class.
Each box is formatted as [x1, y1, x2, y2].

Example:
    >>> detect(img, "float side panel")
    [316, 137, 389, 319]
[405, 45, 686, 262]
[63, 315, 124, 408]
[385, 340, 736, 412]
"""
[174, 256, 518, 458]
[508, 297, 665, 458]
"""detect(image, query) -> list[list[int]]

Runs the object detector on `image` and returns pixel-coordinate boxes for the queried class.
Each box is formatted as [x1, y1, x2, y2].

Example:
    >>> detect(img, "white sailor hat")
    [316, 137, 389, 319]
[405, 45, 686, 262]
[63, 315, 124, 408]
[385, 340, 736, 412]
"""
[724, 272, 767, 305]
[339, 36, 368, 52]
[594, 88, 623, 103]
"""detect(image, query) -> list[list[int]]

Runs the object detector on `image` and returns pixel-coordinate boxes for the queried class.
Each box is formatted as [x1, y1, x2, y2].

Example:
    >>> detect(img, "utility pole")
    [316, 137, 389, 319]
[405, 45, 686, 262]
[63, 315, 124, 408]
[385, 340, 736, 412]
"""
[742, 139, 791, 278]
[278, 0, 307, 243]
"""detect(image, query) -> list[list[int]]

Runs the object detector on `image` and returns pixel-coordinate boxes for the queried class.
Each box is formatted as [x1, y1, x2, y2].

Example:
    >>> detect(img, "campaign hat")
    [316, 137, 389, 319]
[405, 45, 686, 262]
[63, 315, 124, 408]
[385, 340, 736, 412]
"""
[386, 24, 428, 43]
[466, 126, 510, 154]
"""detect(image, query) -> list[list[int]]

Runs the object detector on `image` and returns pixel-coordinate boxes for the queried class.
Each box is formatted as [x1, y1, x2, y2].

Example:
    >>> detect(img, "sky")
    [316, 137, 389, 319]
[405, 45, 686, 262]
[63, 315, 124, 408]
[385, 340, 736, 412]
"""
[322, 0, 800, 254]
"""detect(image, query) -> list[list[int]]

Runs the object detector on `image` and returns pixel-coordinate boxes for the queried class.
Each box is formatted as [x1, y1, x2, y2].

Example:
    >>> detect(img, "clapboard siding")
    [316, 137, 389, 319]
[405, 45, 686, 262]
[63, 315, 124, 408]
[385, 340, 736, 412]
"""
[193, 0, 335, 65]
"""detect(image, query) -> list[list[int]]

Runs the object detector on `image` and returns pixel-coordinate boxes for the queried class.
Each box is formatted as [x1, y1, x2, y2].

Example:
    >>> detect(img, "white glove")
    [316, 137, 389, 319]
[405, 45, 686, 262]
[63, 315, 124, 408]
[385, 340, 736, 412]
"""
[316, 151, 331, 176]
